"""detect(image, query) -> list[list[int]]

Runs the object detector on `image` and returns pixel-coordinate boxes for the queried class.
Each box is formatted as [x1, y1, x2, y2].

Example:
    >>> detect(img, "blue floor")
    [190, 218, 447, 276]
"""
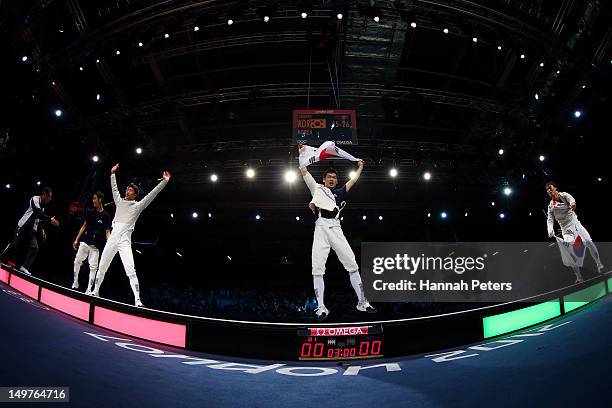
[1, 281, 611, 408]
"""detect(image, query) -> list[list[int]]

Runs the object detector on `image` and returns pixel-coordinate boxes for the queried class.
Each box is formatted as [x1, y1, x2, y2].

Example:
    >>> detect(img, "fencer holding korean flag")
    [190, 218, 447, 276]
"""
[89, 163, 171, 307]
[546, 181, 604, 282]
[299, 141, 376, 321]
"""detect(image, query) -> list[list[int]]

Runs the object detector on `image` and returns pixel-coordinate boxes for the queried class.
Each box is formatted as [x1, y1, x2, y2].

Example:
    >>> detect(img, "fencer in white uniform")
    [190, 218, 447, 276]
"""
[89, 164, 171, 306]
[299, 148, 376, 320]
[546, 181, 604, 282]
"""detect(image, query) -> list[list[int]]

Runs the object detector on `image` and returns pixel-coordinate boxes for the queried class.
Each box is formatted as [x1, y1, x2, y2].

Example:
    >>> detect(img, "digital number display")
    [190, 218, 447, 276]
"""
[297, 325, 383, 361]
[292, 109, 357, 145]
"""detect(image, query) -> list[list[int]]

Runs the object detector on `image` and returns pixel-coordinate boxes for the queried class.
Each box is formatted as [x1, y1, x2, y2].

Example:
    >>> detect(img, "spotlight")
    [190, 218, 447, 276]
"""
[5, 184, 11, 189]
[170, 213, 174, 218]
[423, 172, 432, 181]
[597, 177, 602, 182]
[192, 212, 199, 218]
[503, 187, 512, 196]
[92, 155, 99, 162]
[349, 170, 357, 179]
[556, 70, 560, 74]
[246, 168, 255, 178]
[54, 109, 63, 117]
[441, 212, 447, 219]
[284, 170, 297, 183]
[443, 28, 449, 34]
[135, 147, 142, 155]
[21, 56, 28, 62]
[176, 251, 183, 257]
[138, 42, 143, 47]
[378, 215, 383, 220]
[210, 174, 218, 182]
[534, 93, 539, 100]
[115, 50, 121, 55]
[208, 212, 212, 218]
[520, 54, 525, 59]
[497, 45, 502, 50]
[498, 148, 504, 155]
[296, 216, 300, 221]
[427, 212, 431, 218]
[36, 181, 41, 186]
[464, 212, 468, 217]
[491, 201, 495, 206]
[227, 19, 234, 25]
[373, 16, 380, 23]
[499, 213, 505, 219]
[539, 62, 544, 67]
[539, 155, 545, 162]
[263, 16, 270, 22]
[574, 110, 582, 118]
[362, 215, 367, 220]
[529, 212, 532, 216]
[164, 33, 170, 39]
[337, 13, 343, 20]
[472, 37, 477, 43]
[582, 84, 586, 89]
[301, 12, 308, 19]
[96, 93, 101, 101]
[194, 26, 200, 32]
[255, 214, 261, 220]
[410, 22, 416, 28]
[389, 168, 398, 177]
[522, 174, 526, 179]
[96, 59, 100, 63]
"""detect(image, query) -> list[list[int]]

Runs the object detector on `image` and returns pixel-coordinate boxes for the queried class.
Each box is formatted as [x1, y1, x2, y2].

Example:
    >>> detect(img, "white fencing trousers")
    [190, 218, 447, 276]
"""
[561, 221, 603, 268]
[93, 223, 141, 301]
[73, 242, 99, 288]
[311, 225, 359, 276]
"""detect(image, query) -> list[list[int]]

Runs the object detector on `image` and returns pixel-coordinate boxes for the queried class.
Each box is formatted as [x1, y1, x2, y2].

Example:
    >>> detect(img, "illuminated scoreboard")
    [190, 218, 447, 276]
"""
[292, 109, 357, 145]
[297, 325, 383, 361]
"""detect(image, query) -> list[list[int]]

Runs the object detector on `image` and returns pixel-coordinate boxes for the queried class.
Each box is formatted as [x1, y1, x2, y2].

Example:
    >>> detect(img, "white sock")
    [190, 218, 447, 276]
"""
[128, 275, 141, 302]
[313, 275, 325, 308]
[349, 271, 365, 304]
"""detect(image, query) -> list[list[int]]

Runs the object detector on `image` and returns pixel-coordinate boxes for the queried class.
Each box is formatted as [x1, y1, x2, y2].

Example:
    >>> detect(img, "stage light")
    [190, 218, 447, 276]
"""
[285, 170, 297, 183]
[498, 148, 504, 155]
[96, 59, 100, 63]
[164, 33, 170, 39]
[362, 215, 367, 220]
[464, 212, 468, 217]
[54, 109, 63, 117]
[337, 13, 343, 20]
[210, 174, 218, 182]
[574, 110, 582, 118]
[427, 212, 431, 218]
[472, 37, 478, 43]
[340, 217, 344, 221]
[138, 42, 143, 47]
[503, 187, 512, 196]
[389, 168, 398, 177]
[582, 84, 586, 89]
[529, 212, 532, 216]
[491, 201, 495, 206]
[170, 213, 174, 218]
[246, 168, 255, 178]
[497, 45, 502, 50]
[423, 172, 431, 181]
[539, 155, 545, 162]
[176, 251, 183, 257]
[374, 16, 380, 22]
[301, 12, 308, 19]
[115, 50, 121, 55]
[208, 212, 212, 218]
[194, 26, 200, 32]
[443, 28, 449, 34]
[378, 215, 383, 221]
[96, 93, 101, 101]
[539, 62, 544, 67]
[522, 174, 526, 179]
[534, 93, 539, 100]
[192, 212, 199, 218]
[136, 147, 142, 155]
[36, 181, 41, 186]
[296, 216, 300, 221]
[410, 22, 416, 28]
[227, 18, 234, 25]
[349, 170, 357, 179]
[21, 56, 28, 62]
[5, 184, 11, 189]
[597, 177, 602, 182]
[441, 212, 447, 219]
[255, 214, 261, 220]
[92, 155, 99, 162]
[79, 66, 84, 71]
[520, 54, 525, 59]
[499, 213, 505, 219]
[263, 15, 270, 22]
[556, 70, 560, 74]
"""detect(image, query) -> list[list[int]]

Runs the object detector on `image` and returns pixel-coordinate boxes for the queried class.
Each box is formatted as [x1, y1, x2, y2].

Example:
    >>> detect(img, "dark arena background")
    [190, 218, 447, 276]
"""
[1, 1, 611, 407]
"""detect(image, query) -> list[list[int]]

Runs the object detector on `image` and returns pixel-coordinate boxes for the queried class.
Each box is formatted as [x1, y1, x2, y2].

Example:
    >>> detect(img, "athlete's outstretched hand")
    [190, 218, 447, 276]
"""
[111, 163, 120, 174]
[298, 144, 305, 155]
[163, 171, 172, 181]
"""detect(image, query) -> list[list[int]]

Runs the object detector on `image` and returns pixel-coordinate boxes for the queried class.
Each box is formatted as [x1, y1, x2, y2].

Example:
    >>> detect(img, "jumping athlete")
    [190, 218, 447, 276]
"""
[1, 187, 60, 275]
[299, 146, 376, 321]
[546, 181, 604, 282]
[72, 191, 111, 291]
[89, 164, 171, 307]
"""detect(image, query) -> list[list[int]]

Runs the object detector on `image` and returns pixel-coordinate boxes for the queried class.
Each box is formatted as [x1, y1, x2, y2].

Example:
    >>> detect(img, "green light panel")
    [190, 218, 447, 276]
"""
[483, 301, 561, 339]
[563, 282, 607, 313]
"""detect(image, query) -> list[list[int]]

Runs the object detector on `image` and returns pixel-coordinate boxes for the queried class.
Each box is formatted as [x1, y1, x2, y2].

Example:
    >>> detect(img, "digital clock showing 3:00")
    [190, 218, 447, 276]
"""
[297, 325, 383, 361]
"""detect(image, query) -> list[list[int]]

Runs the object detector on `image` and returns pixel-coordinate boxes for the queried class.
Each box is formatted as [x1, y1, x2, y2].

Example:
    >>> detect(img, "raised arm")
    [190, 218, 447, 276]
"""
[345, 160, 364, 192]
[110, 164, 121, 204]
[299, 144, 318, 195]
[139, 171, 171, 210]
